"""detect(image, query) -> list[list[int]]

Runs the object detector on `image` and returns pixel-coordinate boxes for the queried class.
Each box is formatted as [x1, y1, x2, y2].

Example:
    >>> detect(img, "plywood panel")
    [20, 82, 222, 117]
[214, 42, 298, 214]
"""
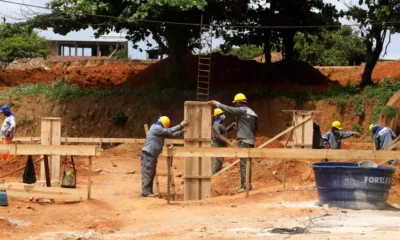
[40, 117, 61, 184]
[293, 112, 313, 149]
[184, 102, 211, 200]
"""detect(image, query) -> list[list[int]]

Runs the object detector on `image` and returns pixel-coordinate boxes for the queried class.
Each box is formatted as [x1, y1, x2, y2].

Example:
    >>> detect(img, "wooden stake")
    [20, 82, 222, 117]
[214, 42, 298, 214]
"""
[245, 159, 250, 198]
[88, 156, 92, 200]
[167, 156, 172, 204]
[43, 155, 51, 187]
[283, 159, 286, 190]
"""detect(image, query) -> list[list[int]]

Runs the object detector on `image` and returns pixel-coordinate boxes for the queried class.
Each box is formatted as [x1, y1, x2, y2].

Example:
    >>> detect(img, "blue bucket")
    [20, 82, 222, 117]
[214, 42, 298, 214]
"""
[312, 162, 395, 210]
[0, 190, 8, 206]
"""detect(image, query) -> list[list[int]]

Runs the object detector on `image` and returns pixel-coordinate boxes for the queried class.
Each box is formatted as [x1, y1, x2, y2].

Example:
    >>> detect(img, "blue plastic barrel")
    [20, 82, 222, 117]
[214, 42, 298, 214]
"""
[312, 162, 395, 210]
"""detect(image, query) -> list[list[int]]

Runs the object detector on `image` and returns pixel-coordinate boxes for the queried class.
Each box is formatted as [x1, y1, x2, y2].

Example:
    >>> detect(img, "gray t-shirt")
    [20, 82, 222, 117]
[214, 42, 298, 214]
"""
[216, 103, 257, 145]
[142, 124, 182, 158]
[212, 121, 234, 147]
[374, 127, 396, 150]
[322, 130, 354, 149]
[1, 115, 16, 139]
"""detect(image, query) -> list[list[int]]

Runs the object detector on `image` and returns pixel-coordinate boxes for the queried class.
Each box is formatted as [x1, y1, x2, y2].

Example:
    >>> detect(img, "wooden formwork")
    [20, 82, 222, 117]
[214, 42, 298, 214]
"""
[184, 101, 212, 200]
[40, 117, 61, 185]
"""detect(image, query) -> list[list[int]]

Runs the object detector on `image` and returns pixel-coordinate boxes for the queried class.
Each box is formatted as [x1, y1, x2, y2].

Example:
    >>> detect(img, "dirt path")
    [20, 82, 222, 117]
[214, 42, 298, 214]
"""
[0, 144, 400, 239]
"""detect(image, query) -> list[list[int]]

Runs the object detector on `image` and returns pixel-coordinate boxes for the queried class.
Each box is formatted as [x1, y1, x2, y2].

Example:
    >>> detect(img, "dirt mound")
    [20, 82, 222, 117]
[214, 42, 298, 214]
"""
[0, 218, 15, 229]
[372, 60, 400, 81]
[0, 155, 41, 178]
[6, 58, 49, 70]
[255, 136, 283, 148]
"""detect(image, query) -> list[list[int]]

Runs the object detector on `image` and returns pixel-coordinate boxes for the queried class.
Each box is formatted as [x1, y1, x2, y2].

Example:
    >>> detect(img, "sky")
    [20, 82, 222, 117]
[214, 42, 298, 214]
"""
[1, 0, 400, 59]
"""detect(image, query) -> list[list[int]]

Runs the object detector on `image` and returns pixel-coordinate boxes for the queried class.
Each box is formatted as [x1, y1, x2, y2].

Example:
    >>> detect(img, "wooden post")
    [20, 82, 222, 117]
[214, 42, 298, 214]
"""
[184, 101, 212, 200]
[245, 159, 250, 198]
[40, 117, 61, 185]
[88, 156, 92, 200]
[43, 155, 51, 187]
[283, 159, 286, 190]
[167, 156, 172, 204]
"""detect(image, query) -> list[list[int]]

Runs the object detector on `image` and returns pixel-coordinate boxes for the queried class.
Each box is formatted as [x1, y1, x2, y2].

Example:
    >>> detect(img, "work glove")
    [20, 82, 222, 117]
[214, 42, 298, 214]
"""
[180, 119, 190, 127]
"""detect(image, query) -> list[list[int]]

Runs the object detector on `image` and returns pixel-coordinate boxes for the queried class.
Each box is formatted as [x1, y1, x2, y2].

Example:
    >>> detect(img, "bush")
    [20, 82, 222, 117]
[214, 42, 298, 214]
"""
[109, 112, 128, 126]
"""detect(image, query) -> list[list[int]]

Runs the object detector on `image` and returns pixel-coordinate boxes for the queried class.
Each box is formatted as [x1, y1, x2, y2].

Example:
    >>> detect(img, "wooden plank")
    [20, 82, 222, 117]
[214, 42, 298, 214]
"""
[212, 128, 236, 147]
[183, 176, 212, 179]
[167, 156, 171, 204]
[184, 103, 201, 200]
[213, 159, 240, 177]
[200, 104, 212, 199]
[293, 113, 313, 149]
[258, 116, 312, 149]
[13, 137, 185, 145]
[0, 145, 97, 156]
[51, 118, 61, 183]
[0, 183, 88, 201]
[163, 147, 400, 160]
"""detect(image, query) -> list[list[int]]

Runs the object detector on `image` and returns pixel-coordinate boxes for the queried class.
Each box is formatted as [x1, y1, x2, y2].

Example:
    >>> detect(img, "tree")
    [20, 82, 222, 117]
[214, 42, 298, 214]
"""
[215, 44, 264, 61]
[346, 0, 400, 87]
[294, 26, 367, 66]
[31, 0, 248, 81]
[220, 0, 339, 84]
[0, 23, 50, 65]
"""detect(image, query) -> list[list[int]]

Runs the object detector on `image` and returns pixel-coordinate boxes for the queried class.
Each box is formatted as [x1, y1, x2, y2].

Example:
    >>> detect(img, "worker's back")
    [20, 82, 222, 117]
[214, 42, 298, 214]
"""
[375, 127, 396, 150]
[235, 107, 257, 143]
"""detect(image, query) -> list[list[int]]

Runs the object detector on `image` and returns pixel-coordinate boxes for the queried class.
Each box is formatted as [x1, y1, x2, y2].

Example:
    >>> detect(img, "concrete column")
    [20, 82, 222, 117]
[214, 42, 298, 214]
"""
[61, 46, 64, 56]
[69, 47, 71, 56]
[82, 47, 84, 56]
[75, 42, 78, 56]
[97, 43, 100, 56]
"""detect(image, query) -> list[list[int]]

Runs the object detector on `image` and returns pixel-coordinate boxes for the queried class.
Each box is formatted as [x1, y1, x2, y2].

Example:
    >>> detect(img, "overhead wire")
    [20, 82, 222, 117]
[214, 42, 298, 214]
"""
[1, 0, 400, 29]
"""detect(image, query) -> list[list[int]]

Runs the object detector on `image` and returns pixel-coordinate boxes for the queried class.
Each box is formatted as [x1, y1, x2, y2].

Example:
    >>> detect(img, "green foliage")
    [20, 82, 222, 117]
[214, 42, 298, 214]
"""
[70, 114, 81, 121]
[354, 96, 365, 117]
[109, 45, 129, 60]
[109, 112, 128, 126]
[346, 0, 400, 87]
[215, 44, 264, 61]
[381, 106, 397, 121]
[0, 23, 50, 65]
[19, 113, 33, 125]
[352, 123, 363, 133]
[294, 26, 367, 66]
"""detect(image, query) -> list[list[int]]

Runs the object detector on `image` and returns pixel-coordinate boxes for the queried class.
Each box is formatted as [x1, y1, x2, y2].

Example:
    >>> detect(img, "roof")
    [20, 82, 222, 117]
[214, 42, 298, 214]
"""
[50, 39, 128, 43]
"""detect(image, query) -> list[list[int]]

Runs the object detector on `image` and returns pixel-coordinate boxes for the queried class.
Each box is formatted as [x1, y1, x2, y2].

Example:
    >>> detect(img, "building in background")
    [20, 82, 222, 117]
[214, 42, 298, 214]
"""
[50, 39, 128, 57]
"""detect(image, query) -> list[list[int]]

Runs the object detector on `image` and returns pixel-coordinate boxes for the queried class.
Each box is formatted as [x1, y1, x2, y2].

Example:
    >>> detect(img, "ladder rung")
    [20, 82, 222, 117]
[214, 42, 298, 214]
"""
[197, 93, 209, 96]
[197, 87, 209, 91]
[198, 75, 209, 78]
[199, 57, 211, 60]
[198, 69, 210, 72]
[198, 81, 210, 84]
[199, 63, 210, 66]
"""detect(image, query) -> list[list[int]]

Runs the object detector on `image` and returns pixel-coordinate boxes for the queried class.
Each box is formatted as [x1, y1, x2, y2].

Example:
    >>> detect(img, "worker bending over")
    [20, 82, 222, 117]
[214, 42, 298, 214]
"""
[1, 105, 16, 161]
[140, 116, 189, 198]
[212, 108, 236, 174]
[322, 121, 360, 149]
[369, 124, 396, 150]
[209, 93, 258, 193]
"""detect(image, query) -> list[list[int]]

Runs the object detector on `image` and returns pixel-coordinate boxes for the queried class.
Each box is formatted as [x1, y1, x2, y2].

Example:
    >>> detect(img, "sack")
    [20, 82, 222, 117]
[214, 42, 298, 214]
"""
[23, 155, 36, 184]
[61, 156, 76, 188]
[312, 121, 324, 149]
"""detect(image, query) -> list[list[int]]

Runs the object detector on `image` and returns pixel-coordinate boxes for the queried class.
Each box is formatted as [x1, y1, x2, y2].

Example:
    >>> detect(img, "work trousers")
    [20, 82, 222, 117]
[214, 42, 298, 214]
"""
[141, 151, 157, 195]
[212, 156, 223, 175]
[2, 138, 12, 161]
[239, 141, 253, 189]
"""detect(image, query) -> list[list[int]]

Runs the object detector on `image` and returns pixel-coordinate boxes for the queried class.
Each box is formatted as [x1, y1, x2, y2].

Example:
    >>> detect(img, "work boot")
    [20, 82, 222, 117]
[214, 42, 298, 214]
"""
[236, 185, 253, 193]
[135, 193, 159, 198]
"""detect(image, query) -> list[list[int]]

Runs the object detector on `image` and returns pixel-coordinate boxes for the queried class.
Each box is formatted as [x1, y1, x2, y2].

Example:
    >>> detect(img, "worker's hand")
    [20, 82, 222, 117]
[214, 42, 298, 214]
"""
[180, 119, 190, 127]
[324, 142, 330, 149]
[208, 100, 218, 106]
[353, 132, 361, 138]
[5, 131, 10, 137]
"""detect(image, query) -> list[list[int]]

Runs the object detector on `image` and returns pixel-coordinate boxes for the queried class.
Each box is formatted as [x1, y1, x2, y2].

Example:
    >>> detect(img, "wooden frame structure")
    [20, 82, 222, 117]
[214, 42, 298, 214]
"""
[184, 101, 212, 200]
[0, 144, 98, 201]
[40, 117, 61, 184]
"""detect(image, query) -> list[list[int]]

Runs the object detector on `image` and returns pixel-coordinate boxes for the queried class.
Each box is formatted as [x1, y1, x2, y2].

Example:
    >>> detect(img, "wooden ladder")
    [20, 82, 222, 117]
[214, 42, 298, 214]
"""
[197, 14, 213, 102]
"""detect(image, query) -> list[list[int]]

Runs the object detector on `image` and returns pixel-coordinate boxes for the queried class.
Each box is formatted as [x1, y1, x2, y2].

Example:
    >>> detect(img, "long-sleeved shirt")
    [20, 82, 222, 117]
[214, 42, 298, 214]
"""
[212, 121, 234, 147]
[216, 103, 257, 145]
[321, 130, 354, 149]
[374, 127, 396, 150]
[142, 124, 182, 158]
[1, 114, 16, 139]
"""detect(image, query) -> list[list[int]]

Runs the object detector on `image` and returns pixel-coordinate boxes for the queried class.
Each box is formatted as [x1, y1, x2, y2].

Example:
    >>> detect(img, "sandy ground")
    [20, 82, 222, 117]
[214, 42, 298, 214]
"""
[0, 144, 400, 240]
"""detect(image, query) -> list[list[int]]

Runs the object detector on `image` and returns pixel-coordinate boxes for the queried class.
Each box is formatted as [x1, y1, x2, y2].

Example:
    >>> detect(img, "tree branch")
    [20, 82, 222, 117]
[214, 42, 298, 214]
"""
[384, 31, 391, 57]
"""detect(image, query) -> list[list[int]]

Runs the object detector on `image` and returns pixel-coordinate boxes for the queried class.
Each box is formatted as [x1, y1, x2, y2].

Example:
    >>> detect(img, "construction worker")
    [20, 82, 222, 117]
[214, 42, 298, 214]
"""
[208, 93, 258, 193]
[322, 121, 360, 149]
[1, 104, 15, 161]
[212, 108, 236, 174]
[139, 116, 189, 198]
[369, 124, 396, 150]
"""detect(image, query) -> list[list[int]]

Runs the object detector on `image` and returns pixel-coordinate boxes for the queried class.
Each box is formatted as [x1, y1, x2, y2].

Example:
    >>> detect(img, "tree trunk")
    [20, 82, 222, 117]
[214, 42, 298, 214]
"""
[282, 30, 296, 61]
[164, 26, 190, 82]
[360, 29, 384, 88]
[263, 32, 272, 85]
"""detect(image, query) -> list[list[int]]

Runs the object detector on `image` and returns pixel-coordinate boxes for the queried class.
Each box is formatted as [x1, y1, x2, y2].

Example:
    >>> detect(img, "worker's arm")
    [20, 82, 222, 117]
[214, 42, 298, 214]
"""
[391, 129, 397, 139]
[340, 131, 356, 139]
[215, 103, 246, 117]
[321, 132, 330, 148]
[374, 135, 380, 150]
[212, 124, 225, 142]
[154, 124, 183, 137]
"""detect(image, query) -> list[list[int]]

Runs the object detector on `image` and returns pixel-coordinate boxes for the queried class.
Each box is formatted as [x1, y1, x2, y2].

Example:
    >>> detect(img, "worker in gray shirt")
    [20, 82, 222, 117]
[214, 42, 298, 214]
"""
[369, 124, 396, 150]
[140, 116, 189, 198]
[209, 93, 258, 193]
[322, 121, 360, 149]
[1, 104, 16, 161]
[212, 108, 236, 174]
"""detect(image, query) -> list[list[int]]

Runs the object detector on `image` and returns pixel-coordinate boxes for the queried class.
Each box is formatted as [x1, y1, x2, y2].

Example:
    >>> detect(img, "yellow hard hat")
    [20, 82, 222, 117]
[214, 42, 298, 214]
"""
[369, 124, 374, 132]
[159, 116, 170, 128]
[331, 121, 342, 130]
[233, 93, 247, 103]
[213, 108, 224, 117]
